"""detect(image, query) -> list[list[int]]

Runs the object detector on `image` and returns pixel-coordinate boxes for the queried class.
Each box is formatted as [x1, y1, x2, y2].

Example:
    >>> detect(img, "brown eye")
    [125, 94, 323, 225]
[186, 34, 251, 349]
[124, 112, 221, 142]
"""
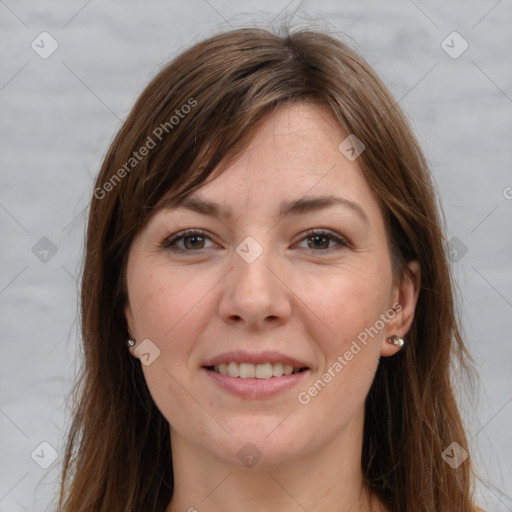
[162, 230, 214, 252]
[162, 228, 349, 254]
[307, 234, 330, 250]
[297, 229, 349, 252]
[182, 235, 205, 250]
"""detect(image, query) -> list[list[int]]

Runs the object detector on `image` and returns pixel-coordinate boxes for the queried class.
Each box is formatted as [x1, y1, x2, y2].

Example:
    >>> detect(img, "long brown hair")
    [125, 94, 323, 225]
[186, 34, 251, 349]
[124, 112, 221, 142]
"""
[56, 25, 482, 511]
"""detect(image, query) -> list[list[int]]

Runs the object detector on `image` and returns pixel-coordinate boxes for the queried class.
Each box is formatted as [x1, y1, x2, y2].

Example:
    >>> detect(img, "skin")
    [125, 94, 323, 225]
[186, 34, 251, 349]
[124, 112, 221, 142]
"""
[124, 102, 421, 512]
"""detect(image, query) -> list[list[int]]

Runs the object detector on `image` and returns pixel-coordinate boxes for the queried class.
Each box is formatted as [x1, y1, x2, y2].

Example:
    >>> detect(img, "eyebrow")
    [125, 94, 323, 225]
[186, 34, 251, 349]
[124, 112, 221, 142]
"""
[164, 194, 369, 224]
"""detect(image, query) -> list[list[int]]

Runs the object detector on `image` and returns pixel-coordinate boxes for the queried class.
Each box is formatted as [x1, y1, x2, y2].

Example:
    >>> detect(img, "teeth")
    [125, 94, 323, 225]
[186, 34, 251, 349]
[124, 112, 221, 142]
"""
[239, 363, 255, 378]
[255, 363, 272, 379]
[211, 362, 305, 378]
[272, 363, 284, 376]
[227, 362, 239, 377]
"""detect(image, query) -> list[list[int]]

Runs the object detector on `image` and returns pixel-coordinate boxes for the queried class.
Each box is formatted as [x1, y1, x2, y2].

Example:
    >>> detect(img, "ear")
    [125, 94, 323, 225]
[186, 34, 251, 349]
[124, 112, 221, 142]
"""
[380, 260, 421, 357]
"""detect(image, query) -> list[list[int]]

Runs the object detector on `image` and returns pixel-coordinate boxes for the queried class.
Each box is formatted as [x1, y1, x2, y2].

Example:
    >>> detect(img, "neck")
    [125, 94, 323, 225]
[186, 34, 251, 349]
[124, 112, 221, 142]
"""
[165, 411, 386, 512]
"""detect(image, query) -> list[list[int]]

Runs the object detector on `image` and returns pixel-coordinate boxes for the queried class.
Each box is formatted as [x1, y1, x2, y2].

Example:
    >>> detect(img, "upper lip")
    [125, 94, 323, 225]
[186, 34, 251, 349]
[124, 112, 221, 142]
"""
[202, 350, 310, 369]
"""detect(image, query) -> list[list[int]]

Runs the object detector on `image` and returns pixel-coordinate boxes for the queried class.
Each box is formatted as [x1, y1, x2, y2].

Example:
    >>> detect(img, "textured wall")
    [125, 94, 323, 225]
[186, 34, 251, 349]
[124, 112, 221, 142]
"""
[1, 1, 511, 510]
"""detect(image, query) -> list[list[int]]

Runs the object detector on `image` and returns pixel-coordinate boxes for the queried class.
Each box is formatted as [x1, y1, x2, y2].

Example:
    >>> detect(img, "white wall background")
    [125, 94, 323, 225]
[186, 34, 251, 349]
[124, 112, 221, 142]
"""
[1, 1, 511, 511]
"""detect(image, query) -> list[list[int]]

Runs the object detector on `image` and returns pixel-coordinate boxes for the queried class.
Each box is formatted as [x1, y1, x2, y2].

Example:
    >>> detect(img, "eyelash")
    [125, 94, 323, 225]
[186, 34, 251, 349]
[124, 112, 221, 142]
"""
[161, 228, 350, 254]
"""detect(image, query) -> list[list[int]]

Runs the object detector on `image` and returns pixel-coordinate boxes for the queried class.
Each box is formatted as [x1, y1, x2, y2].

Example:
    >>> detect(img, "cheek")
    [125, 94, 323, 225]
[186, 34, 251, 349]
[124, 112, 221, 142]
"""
[130, 264, 210, 341]
[299, 259, 392, 412]
[304, 260, 392, 348]
[297, 272, 385, 417]
[130, 266, 215, 428]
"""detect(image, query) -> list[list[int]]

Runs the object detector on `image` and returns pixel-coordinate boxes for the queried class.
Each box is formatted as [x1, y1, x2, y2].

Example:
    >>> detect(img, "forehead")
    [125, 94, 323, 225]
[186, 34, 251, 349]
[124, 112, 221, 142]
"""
[162, 102, 383, 224]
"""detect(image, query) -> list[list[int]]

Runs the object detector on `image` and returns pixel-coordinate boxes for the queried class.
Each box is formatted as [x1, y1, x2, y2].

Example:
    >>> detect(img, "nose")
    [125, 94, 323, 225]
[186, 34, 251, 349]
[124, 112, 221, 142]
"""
[217, 237, 292, 330]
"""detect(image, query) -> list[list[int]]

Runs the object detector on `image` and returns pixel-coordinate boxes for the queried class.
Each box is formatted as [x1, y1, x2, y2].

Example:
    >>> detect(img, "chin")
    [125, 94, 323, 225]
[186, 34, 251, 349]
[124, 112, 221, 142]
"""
[212, 416, 306, 469]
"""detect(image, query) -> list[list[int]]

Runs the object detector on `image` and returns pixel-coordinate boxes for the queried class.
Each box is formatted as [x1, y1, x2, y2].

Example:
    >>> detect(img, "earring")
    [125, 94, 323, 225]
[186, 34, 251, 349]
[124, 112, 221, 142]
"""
[127, 339, 136, 347]
[388, 335, 404, 348]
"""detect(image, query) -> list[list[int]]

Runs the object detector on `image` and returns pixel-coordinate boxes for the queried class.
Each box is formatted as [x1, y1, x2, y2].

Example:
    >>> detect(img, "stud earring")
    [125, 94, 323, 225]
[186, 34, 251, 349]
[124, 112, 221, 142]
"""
[127, 339, 136, 347]
[388, 335, 404, 348]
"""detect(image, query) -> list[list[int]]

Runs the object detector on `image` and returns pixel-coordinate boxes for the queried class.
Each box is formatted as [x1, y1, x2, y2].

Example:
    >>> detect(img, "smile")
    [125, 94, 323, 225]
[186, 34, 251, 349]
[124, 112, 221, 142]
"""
[206, 362, 308, 379]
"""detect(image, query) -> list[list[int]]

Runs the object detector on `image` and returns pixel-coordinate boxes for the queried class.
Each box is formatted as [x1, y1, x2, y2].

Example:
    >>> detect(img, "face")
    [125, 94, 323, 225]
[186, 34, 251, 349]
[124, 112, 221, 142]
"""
[124, 102, 419, 470]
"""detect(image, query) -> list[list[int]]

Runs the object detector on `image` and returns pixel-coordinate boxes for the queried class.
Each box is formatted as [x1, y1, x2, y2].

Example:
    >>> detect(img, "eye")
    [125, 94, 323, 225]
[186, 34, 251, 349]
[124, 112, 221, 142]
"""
[161, 228, 349, 253]
[161, 229, 216, 252]
[296, 229, 349, 252]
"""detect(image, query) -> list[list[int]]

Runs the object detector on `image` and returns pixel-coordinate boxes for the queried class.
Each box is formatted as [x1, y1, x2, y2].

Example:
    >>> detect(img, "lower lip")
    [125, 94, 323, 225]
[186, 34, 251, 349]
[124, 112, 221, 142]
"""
[202, 367, 310, 398]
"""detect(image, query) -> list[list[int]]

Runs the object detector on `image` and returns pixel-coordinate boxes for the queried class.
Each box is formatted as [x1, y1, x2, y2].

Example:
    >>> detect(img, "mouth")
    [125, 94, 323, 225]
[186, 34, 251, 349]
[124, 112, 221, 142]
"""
[201, 350, 311, 398]
[204, 362, 309, 379]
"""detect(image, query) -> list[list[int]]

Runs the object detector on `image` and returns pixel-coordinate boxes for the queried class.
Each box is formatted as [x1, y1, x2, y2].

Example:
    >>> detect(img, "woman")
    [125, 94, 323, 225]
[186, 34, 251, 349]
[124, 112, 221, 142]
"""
[56, 26, 483, 511]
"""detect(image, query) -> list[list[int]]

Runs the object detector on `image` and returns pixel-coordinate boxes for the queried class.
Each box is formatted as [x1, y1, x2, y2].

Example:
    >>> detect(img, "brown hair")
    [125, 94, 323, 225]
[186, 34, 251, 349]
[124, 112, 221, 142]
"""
[56, 25, 482, 511]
